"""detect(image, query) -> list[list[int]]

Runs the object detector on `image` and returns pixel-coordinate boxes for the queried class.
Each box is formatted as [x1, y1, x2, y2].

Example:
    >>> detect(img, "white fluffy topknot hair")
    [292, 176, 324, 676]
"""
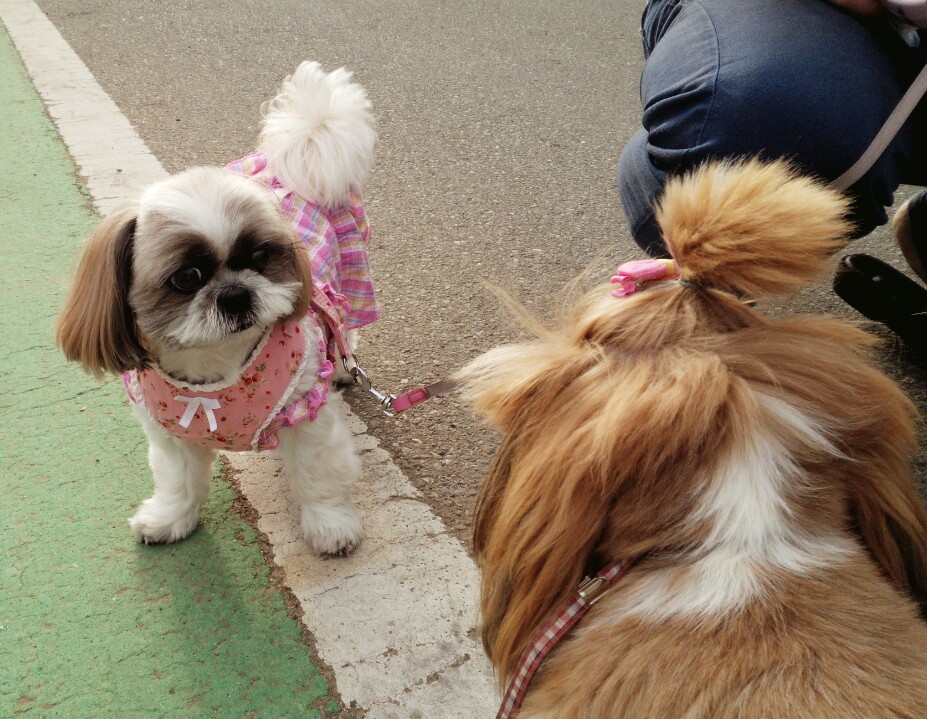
[259, 61, 376, 208]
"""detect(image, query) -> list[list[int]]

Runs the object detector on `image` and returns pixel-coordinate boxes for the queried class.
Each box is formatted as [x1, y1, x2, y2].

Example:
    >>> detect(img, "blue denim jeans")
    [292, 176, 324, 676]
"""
[618, 0, 927, 256]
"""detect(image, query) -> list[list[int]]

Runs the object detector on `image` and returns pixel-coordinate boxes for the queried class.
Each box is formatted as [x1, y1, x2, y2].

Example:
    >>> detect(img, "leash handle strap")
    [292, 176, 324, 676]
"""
[496, 559, 635, 719]
[832, 61, 927, 192]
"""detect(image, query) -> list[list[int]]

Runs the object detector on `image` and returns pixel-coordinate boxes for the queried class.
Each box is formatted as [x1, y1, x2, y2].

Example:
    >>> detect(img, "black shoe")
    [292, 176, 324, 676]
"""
[894, 189, 927, 284]
[833, 253, 927, 353]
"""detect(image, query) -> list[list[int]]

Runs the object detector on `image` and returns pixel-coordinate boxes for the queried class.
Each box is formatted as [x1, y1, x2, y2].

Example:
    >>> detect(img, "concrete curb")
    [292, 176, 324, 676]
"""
[228, 397, 497, 718]
[0, 0, 165, 214]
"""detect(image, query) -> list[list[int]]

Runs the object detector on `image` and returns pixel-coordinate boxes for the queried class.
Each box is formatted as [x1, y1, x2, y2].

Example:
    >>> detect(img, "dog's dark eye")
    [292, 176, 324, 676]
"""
[169, 267, 204, 293]
[251, 247, 270, 271]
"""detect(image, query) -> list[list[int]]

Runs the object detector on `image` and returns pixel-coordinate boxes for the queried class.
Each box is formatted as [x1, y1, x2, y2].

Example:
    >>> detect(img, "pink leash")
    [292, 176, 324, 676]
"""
[343, 355, 457, 416]
[311, 285, 457, 415]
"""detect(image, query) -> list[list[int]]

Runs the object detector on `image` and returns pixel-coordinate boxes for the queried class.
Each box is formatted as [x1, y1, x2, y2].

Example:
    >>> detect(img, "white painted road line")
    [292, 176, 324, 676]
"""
[1, 2, 498, 716]
[0, 1, 165, 215]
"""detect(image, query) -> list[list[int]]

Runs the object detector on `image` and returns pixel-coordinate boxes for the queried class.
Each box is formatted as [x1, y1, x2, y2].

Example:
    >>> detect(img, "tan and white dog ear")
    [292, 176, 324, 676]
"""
[56, 204, 148, 378]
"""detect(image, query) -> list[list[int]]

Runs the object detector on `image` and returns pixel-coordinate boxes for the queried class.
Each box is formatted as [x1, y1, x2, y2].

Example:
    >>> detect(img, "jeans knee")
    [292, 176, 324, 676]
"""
[617, 129, 670, 257]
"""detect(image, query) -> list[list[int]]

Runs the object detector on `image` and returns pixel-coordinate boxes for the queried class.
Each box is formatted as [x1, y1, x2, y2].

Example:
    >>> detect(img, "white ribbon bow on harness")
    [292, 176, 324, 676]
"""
[175, 396, 221, 432]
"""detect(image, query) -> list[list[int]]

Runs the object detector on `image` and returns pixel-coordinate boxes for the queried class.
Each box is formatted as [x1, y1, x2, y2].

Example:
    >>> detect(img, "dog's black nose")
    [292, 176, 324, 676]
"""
[216, 284, 252, 317]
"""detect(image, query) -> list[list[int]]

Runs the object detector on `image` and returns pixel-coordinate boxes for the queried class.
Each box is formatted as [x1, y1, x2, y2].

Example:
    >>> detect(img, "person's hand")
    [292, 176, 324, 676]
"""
[825, 0, 885, 17]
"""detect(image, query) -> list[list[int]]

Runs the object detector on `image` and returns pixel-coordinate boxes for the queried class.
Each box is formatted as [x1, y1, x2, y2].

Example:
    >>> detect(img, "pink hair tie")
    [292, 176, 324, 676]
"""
[610, 259, 680, 297]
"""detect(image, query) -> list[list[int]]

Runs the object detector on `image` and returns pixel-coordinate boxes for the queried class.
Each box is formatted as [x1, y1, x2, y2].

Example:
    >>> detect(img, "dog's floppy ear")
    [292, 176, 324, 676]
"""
[56, 203, 148, 378]
[282, 238, 314, 322]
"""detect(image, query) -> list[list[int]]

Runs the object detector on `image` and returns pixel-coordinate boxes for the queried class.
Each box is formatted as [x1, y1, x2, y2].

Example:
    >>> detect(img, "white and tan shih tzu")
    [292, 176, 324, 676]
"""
[56, 61, 377, 556]
[458, 161, 927, 717]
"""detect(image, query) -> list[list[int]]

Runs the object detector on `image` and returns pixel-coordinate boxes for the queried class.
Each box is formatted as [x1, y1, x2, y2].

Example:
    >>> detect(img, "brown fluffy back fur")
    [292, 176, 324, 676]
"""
[458, 160, 927, 690]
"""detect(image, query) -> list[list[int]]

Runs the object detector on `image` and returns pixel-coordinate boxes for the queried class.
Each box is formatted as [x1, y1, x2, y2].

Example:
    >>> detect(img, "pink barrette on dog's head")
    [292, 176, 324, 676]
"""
[610, 259, 680, 297]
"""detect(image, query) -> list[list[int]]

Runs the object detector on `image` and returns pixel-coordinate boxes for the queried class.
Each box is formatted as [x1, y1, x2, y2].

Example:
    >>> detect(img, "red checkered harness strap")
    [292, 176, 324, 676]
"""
[495, 558, 636, 719]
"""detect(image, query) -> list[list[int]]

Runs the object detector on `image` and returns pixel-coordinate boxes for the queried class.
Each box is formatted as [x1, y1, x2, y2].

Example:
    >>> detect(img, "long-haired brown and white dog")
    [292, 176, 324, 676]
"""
[459, 160, 927, 718]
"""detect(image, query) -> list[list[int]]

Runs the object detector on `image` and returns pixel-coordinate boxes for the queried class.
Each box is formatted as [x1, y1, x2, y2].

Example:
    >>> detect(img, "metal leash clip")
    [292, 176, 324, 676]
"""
[577, 575, 610, 606]
[343, 355, 397, 416]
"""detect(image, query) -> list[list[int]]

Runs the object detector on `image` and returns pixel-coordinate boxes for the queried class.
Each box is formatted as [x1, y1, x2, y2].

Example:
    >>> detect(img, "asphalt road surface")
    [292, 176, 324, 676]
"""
[38, 0, 927, 545]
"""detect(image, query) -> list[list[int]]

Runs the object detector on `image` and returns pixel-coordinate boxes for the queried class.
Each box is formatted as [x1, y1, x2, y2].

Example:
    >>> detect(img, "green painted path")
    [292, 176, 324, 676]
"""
[0, 25, 343, 718]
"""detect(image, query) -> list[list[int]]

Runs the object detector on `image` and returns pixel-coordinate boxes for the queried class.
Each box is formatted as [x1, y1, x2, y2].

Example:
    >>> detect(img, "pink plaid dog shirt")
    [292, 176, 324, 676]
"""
[123, 152, 380, 451]
[228, 152, 380, 330]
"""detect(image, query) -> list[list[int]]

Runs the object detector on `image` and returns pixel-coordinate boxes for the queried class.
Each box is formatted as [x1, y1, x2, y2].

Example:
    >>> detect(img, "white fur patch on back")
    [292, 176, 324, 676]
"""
[611, 393, 855, 622]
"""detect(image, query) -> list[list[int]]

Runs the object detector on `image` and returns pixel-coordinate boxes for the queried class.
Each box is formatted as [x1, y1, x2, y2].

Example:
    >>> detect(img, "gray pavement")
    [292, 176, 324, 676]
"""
[37, 0, 927, 543]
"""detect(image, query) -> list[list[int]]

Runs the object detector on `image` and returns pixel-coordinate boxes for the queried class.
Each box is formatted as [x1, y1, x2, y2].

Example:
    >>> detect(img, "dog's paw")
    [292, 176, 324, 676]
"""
[129, 498, 201, 544]
[301, 500, 364, 556]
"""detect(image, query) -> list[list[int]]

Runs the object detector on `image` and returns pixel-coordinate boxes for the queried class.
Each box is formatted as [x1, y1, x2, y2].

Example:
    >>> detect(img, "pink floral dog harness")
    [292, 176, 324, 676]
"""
[125, 319, 332, 451]
[123, 152, 380, 451]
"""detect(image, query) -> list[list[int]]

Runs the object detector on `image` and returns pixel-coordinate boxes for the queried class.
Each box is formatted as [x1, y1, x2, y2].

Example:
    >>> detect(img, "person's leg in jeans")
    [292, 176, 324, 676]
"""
[618, 0, 925, 257]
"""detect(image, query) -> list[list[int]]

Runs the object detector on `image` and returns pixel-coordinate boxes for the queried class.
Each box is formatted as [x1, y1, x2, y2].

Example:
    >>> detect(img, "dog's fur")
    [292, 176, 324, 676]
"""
[459, 160, 927, 718]
[56, 62, 375, 555]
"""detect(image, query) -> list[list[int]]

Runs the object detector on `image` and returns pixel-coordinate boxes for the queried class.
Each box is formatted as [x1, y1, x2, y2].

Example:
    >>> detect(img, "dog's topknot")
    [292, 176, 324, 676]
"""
[657, 159, 852, 298]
